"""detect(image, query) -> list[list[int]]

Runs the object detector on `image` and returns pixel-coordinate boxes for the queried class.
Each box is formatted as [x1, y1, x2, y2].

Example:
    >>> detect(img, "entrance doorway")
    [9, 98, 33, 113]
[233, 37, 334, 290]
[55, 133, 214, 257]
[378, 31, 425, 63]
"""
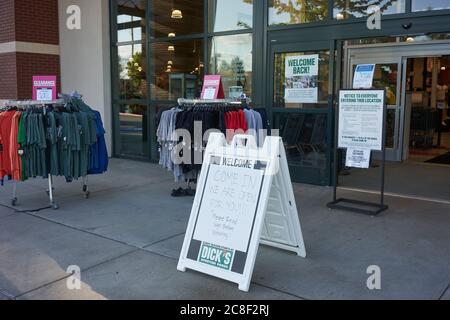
[404, 56, 450, 164]
[341, 41, 450, 202]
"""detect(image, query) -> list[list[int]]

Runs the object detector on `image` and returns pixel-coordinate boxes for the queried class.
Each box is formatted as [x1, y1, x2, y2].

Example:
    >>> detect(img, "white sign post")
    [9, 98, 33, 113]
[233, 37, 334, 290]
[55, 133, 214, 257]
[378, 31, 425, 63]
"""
[329, 89, 388, 215]
[177, 133, 306, 292]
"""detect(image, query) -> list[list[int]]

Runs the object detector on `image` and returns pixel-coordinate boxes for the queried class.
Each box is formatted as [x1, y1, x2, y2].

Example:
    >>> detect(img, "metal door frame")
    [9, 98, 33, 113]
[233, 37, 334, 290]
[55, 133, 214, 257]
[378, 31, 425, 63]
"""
[344, 41, 450, 161]
[268, 40, 334, 185]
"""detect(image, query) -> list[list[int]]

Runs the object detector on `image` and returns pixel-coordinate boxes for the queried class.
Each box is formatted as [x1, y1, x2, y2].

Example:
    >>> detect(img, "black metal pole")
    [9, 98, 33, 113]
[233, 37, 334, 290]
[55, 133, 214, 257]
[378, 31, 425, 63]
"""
[333, 94, 339, 202]
[380, 91, 387, 208]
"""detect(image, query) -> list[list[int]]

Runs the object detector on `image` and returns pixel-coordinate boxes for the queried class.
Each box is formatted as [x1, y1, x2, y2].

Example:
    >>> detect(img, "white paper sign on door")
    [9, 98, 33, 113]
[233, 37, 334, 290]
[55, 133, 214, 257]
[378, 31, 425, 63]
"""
[353, 64, 375, 89]
[285, 54, 319, 103]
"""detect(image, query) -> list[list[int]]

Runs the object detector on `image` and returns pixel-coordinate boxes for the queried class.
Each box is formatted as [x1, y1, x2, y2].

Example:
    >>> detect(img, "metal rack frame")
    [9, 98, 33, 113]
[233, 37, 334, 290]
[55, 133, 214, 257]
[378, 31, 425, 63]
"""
[177, 98, 244, 106]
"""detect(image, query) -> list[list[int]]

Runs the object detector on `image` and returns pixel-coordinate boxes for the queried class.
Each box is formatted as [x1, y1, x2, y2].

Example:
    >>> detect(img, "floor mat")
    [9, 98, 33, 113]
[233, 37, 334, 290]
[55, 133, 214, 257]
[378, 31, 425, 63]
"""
[425, 152, 450, 165]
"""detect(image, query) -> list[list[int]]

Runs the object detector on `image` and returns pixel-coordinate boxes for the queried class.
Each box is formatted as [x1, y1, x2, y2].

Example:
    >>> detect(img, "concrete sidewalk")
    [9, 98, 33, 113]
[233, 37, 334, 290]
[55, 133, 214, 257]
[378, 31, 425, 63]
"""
[0, 159, 449, 300]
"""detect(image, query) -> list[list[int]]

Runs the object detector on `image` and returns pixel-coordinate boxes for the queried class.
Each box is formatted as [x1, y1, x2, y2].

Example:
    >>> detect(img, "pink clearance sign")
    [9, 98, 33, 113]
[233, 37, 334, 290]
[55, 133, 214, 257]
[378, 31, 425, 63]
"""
[32, 76, 57, 101]
[201, 75, 225, 100]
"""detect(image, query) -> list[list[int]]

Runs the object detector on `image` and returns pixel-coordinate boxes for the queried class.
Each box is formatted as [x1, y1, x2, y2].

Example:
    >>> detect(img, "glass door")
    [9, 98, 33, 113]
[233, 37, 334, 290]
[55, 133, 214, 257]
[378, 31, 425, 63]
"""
[269, 41, 334, 186]
[347, 56, 404, 161]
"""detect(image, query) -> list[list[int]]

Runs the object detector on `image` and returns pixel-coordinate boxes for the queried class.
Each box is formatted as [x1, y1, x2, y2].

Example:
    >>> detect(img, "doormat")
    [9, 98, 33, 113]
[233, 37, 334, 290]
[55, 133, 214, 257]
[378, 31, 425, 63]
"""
[425, 152, 450, 165]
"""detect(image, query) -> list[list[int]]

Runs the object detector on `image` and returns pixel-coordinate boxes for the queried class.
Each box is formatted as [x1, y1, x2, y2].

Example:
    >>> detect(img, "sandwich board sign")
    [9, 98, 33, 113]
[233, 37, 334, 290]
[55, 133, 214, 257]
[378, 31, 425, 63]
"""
[177, 133, 306, 292]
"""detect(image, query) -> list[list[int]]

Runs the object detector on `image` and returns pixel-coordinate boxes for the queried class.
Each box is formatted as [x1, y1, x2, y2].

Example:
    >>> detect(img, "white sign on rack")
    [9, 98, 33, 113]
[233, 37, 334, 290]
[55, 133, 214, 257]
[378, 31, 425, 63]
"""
[178, 133, 306, 292]
[36, 88, 53, 101]
[338, 89, 385, 151]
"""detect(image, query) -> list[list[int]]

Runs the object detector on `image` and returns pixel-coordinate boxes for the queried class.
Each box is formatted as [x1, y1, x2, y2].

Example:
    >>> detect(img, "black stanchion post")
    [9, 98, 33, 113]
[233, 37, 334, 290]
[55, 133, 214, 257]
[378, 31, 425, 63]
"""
[328, 89, 389, 216]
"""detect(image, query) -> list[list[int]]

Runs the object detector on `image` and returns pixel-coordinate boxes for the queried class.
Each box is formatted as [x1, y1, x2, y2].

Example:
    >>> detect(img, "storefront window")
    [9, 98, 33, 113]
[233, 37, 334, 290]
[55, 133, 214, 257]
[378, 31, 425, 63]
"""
[400, 33, 450, 42]
[268, 0, 328, 26]
[274, 51, 329, 108]
[149, 1, 204, 38]
[412, 0, 450, 12]
[209, 34, 253, 99]
[117, 0, 146, 43]
[117, 104, 149, 158]
[208, 0, 253, 32]
[151, 39, 204, 100]
[333, 0, 405, 19]
[118, 44, 147, 99]
[275, 112, 328, 183]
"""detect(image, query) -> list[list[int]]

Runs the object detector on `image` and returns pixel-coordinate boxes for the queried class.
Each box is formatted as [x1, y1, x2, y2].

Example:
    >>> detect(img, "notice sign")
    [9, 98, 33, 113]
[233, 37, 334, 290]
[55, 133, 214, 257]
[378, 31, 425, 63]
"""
[338, 90, 385, 151]
[353, 64, 375, 89]
[201, 75, 225, 100]
[32, 76, 57, 101]
[285, 54, 319, 103]
[346, 148, 371, 169]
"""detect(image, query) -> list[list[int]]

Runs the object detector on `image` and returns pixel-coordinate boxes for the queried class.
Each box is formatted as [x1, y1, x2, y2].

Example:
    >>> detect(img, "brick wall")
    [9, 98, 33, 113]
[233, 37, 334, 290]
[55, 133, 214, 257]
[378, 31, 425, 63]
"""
[0, 0, 60, 100]
[16, 53, 61, 100]
[0, 0, 15, 43]
[15, 0, 59, 45]
[0, 53, 18, 99]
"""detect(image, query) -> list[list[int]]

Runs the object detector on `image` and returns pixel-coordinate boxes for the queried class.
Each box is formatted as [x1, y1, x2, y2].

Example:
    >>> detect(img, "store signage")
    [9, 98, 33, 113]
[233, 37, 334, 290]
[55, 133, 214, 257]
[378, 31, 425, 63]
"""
[32, 76, 57, 101]
[284, 54, 319, 104]
[346, 147, 371, 169]
[178, 133, 306, 292]
[338, 89, 385, 151]
[353, 64, 375, 89]
[201, 75, 225, 100]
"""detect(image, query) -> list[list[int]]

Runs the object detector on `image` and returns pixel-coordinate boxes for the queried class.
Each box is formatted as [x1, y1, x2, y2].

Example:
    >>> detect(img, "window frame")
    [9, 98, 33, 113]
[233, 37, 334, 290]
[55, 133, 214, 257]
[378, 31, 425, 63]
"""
[110, 0, 256, 160]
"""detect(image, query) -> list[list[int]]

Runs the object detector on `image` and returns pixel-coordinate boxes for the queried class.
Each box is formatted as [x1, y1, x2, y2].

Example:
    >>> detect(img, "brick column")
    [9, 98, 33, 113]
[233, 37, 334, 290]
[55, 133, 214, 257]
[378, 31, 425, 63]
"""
[0, 0, 60, 100]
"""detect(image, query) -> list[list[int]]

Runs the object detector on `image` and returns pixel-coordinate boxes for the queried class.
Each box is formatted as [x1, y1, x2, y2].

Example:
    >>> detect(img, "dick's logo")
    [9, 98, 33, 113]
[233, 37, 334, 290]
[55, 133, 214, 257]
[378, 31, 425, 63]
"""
[198, 243, 233, 270]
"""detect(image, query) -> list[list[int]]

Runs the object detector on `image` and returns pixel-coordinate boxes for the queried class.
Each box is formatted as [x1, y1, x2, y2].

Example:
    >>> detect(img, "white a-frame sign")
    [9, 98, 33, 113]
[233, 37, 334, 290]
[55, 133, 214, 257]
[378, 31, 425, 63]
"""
[177, 133, 306, 292]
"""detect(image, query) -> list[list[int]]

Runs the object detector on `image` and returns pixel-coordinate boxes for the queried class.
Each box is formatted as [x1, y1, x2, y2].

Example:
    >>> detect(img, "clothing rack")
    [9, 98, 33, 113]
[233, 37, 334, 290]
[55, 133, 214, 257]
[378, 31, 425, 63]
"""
[1, 99, 90, 210]
[169, 99, 245, 196]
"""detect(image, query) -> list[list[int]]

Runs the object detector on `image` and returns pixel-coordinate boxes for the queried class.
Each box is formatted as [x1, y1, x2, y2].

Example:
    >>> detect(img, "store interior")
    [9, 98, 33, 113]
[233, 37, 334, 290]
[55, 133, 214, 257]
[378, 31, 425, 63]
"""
[406, 56, 450, 164]
[341, 55, 450, 202]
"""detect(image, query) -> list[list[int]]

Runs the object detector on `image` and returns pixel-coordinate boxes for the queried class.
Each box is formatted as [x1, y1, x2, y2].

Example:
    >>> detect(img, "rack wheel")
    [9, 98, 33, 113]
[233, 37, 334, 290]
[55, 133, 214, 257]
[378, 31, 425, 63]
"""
[11, 198, 17, 207]
[84, 191, 90, 199]
[52, 203, 59, 210]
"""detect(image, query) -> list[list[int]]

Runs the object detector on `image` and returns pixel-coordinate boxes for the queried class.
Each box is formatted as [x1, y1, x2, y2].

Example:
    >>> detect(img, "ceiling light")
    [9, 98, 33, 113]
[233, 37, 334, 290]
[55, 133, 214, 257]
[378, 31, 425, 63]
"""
[171, 9, 183, 19]
[168, 33, 176, 38]
[168, 45, 175, 51]
[166, 68, 172, 73]
[406, 37, 415, 42]
[168, 60, 173, 65]
[441, 67, 446, 71]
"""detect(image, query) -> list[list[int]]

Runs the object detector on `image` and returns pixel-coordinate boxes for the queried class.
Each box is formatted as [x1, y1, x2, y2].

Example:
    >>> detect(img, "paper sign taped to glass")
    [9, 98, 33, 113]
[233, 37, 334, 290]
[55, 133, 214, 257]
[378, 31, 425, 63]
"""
[177, 133, 306, 292]
[284, 54, 319, 104]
